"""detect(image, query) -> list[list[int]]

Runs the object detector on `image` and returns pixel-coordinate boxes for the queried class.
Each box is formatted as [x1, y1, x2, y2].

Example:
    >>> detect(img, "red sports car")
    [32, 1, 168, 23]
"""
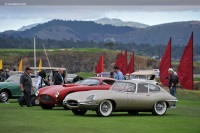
[36, 77, 115, 109]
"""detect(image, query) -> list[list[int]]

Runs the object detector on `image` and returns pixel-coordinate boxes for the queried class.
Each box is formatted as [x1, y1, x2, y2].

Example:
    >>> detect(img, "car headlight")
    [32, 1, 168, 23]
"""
[86, 95, 95, 101]
[55, 92, 59, 98]
[35, 90, 39, 96]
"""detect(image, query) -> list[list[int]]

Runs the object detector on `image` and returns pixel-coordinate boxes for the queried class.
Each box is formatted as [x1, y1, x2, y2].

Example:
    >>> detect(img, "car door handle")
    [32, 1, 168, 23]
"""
[146, 94, 150, 96]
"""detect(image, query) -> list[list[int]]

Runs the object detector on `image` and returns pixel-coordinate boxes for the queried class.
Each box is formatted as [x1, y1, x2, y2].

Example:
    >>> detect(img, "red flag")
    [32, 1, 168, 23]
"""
[127, 52, 134, 74]
[115, 52, 123, 68]
[95, 54, 104, 73]
[120, 50, 127, 75]
[177, 32, 193, 90]
[159, 38, 171, 86]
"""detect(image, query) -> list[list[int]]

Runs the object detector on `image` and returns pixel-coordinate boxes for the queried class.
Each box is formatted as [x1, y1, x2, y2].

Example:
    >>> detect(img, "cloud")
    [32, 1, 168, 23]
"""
[1, 0, 200, 5]
[0, 5, 200, 31]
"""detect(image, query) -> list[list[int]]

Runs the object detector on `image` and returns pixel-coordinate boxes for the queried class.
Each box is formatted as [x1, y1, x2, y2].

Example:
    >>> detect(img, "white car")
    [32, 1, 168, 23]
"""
[63, 80, 177, 117]
[130, 70, 158, 85]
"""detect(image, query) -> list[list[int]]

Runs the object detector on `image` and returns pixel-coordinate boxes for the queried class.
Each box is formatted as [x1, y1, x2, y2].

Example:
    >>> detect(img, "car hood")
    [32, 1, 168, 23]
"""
[63, 90, 114, 101]
[39, 84, 80, 95]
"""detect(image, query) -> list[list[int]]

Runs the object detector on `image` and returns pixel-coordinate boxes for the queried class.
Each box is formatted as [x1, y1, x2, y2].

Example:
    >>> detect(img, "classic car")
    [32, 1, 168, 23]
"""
[63, 80, 178, 117]
[0, 74, 45, 105]
[129, 70, 158, 85]
[36, 77, 115, 110]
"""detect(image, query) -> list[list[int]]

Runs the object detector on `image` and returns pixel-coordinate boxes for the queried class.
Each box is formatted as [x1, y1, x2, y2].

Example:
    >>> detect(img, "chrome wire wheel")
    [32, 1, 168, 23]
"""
[96, 100, 113, 117]
[34, 98, 40, 106]
[0, 91, 9, 102]
[152, 101, 167, 116]
[31, 97, 40, 106]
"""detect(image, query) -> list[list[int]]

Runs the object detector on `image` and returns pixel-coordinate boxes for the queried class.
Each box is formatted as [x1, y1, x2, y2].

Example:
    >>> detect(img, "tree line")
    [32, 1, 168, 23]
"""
[0, 36, 200, 61]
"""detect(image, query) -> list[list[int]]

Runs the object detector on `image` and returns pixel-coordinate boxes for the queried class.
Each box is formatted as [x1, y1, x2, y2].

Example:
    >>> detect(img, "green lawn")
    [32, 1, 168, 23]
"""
[0, 90, 200, 133]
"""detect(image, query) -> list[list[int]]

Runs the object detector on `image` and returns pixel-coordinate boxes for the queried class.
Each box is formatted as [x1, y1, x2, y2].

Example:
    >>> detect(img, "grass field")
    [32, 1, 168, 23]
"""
[0, 90, 200, 133]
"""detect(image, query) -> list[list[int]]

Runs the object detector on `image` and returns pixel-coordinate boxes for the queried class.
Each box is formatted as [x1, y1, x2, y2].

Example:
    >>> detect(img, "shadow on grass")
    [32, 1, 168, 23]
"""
[65, 112, 177, 118]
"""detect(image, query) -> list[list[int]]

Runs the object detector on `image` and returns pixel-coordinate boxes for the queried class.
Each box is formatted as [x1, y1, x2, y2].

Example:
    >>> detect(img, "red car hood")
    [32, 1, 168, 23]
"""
[38, 83, 112, 105]
[38, 84, 79, 96]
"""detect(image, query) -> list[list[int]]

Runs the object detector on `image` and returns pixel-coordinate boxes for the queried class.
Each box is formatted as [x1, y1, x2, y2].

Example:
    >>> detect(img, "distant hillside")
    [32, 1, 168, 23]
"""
[0, 19, 200, 45]
[0, 48, 158, 73]
[119, 21, 200, 45]
[0, 19, 135, 42]
[94, 18, 149, 28]
[17, 23, 40, 31]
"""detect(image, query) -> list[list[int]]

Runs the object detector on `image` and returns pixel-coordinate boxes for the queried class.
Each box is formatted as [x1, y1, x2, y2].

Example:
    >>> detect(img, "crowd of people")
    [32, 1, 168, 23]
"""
[0, 68, 19, 82]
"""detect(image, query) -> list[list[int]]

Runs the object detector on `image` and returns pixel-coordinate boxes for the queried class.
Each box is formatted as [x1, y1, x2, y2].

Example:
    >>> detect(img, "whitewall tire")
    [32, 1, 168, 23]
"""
[96, 100, 113, 117]
[152, 101, 167, 116]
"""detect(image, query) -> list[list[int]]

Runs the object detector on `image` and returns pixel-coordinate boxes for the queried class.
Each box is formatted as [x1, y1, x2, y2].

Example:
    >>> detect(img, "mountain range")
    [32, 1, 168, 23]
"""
[0, 19, 200, 45]
[94, 18, 149, 28]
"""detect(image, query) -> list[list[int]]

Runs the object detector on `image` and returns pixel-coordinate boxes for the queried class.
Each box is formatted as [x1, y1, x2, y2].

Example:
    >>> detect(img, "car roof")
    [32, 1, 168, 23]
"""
[115, 80, 155, 84]
[30, 67, 66, 71]
[10, 74, 38, 77]
[89, 77, 115, 80]
[130, 70, 156, 76]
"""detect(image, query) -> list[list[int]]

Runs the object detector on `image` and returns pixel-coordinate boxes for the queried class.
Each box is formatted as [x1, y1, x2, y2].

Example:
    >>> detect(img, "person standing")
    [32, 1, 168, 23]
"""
[5, 69, 10, 79]
[168, 68, 178, 97]
[168, 68, 178, 108]
[113, 66, 124, 80]
[109, 72, 114, 79]
[54, 69, 64, 85]
[18, 67, 34, 107]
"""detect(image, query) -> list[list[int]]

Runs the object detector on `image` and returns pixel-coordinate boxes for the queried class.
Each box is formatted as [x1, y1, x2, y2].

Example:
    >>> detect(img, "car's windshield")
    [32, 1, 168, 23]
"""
[5, 74, 21, 82]
[32, 77, 39, 86]
[80, 78, 99, 86]
[67, 74, 77, 78]
[110, 82, 136, 93]
[5, 74, 39, 85]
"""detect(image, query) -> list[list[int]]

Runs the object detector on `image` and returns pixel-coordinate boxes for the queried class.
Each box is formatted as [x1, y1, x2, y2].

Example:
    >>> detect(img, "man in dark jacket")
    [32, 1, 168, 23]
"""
[18, 67, 34, 107]
[168, 68, 178, 97]
[168, 68, 178, 108]
[54, 69, 64, 85]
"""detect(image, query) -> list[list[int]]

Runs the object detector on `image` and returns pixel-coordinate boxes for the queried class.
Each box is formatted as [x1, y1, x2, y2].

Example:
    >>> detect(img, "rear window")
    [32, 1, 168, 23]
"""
[149, 84, 160, 92]
[137, 83, 148, 93]
[137, 83, 160, 93]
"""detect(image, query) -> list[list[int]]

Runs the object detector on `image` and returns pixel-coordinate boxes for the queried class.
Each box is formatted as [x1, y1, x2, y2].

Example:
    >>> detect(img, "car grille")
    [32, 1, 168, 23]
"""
[40, 94, 53, 103]
[67, 100, 78, 107]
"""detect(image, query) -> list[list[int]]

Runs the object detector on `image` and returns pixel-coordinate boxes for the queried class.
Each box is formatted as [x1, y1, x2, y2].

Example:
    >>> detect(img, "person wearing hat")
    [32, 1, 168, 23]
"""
[18, 67, 34, 107]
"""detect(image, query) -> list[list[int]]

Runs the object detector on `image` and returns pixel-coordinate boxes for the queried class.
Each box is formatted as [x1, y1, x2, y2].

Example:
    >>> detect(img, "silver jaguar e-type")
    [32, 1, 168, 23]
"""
[63, 80, 178, 117]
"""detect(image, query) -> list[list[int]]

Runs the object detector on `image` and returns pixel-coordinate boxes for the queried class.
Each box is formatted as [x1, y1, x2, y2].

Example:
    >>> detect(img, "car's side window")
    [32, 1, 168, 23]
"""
[137, 83, 148, 93]
[149, 84, 160, 92]
[125, 83, 136, 93]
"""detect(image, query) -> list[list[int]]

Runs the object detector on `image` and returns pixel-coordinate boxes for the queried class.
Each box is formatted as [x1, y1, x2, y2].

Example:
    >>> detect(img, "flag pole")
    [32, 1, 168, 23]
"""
[170, 37, 172, 68]
[34, 37, 36, 75]
[191, 32, 194, 90]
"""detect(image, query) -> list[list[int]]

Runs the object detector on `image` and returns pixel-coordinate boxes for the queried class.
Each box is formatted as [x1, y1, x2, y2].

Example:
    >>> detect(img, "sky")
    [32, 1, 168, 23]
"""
[0, 1, 200, 32]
